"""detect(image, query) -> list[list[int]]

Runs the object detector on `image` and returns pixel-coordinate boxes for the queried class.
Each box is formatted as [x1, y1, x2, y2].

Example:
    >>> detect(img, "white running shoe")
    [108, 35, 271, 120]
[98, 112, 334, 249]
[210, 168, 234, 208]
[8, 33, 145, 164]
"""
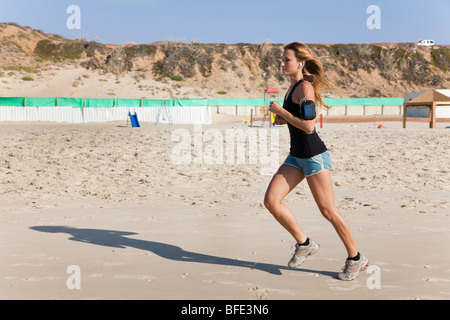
[287, 239, 320, 269]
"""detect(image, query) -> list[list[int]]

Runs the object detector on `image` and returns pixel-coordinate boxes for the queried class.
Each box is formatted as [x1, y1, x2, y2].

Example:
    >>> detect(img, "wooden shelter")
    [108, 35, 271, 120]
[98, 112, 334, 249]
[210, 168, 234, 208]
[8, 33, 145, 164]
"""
[403, 89, 450, 128]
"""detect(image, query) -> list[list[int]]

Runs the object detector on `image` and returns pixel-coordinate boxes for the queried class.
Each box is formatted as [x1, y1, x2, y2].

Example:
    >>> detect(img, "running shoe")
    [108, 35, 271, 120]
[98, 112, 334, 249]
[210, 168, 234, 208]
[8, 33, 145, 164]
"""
[338, 254, 369, 281]
[287, 239, 320, 269]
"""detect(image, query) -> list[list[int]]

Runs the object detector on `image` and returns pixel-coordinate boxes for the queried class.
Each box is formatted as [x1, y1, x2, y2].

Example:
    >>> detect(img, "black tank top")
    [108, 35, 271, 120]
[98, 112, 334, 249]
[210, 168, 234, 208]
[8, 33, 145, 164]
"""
[283, 79, 327, 158]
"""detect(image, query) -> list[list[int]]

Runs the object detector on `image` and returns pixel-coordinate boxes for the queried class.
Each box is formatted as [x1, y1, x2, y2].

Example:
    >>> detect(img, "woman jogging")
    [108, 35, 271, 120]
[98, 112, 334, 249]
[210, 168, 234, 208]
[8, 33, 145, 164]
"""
[265, 42, 368, 281]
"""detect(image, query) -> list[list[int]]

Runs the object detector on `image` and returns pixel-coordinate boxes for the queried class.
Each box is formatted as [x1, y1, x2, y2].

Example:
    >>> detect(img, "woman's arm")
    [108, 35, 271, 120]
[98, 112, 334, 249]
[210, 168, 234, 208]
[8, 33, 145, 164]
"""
[269, 82, 317, 133]
[278, 109, 317, 133]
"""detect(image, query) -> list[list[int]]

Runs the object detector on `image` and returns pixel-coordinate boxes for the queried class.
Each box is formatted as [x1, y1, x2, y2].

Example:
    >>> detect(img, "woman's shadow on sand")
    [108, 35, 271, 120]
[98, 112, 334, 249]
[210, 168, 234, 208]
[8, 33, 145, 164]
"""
[30, 226, 337, 277]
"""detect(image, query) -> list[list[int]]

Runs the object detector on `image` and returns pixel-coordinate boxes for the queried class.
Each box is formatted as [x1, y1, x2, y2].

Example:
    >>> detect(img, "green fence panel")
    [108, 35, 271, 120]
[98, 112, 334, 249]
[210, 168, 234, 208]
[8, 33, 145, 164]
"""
[58, 98, 84, 108]
[0, 96, 405, 109]
[26, 97, 57, 107]
[176, 98, 208, 107]
[324, 97, 403, 106]
[208, 97, 403, 107]
[0, 97, 26, 107]
[85, 98, 115, 108]
[116, 99, 142, 108]
[142, 99, 175, 107]
[209, 98, 267, 106]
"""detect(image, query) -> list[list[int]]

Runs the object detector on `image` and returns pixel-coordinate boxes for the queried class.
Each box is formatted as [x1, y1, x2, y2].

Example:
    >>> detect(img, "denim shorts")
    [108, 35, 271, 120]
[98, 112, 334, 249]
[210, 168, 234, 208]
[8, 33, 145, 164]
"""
[283, 151, 331, 177]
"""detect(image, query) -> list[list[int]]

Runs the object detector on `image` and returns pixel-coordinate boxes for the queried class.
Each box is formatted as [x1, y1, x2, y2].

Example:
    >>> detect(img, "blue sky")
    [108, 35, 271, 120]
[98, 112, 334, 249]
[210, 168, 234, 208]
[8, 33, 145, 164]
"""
[1, 0, 449, 44]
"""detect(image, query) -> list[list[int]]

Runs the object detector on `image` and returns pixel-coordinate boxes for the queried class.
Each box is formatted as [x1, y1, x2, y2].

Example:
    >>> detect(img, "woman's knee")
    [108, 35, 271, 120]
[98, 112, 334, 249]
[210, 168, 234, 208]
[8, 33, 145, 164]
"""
[263, 194, 274, 211]
[263, 193, 281, 213]
[319, 206, 341, 223]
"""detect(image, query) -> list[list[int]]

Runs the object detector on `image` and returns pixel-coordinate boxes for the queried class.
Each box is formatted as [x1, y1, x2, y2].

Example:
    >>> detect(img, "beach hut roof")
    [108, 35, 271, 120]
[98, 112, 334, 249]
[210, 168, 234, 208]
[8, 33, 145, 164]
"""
[407, 89, 450, 105]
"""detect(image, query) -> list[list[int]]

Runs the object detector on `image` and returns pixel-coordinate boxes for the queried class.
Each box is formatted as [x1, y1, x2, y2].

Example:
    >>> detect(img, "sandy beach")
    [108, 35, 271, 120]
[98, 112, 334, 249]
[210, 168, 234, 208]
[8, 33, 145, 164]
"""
[0, 118, 449, 300]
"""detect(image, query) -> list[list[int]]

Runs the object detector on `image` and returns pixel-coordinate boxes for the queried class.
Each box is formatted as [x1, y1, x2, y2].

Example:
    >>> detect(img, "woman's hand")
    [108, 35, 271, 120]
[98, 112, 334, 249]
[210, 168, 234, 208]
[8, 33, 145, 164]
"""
[273, 115, 286, 125]
[268, 100, 284, 116]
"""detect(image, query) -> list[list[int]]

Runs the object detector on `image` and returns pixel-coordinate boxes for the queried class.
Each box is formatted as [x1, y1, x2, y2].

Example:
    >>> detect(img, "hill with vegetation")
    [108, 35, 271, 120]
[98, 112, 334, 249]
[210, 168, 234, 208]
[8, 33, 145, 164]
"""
[1, 22, 449, 99]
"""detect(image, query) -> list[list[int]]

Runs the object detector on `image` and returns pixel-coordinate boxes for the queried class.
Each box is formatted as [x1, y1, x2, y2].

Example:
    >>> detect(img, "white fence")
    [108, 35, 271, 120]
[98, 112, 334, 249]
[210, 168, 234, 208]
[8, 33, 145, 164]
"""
[0, 106, 211, 124]
[213, 105, 404, 117]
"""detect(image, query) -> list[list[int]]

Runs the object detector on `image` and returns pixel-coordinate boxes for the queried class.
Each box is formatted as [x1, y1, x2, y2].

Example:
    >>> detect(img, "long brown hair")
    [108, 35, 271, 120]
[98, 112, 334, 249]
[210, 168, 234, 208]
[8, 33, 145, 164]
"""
[284, 42, 331, 109]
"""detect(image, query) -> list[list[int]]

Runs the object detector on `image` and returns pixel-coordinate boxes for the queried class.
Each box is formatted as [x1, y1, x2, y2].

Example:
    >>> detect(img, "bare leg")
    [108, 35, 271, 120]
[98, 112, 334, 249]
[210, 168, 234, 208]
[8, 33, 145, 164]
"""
[264, 164, 308, 244]
[306, 170, 358, 258]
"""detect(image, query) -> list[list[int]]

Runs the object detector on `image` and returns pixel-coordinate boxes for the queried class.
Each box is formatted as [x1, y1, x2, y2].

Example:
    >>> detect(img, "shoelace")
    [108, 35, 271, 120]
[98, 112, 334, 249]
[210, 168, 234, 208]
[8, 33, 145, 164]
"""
[341, 260, 354, 272]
